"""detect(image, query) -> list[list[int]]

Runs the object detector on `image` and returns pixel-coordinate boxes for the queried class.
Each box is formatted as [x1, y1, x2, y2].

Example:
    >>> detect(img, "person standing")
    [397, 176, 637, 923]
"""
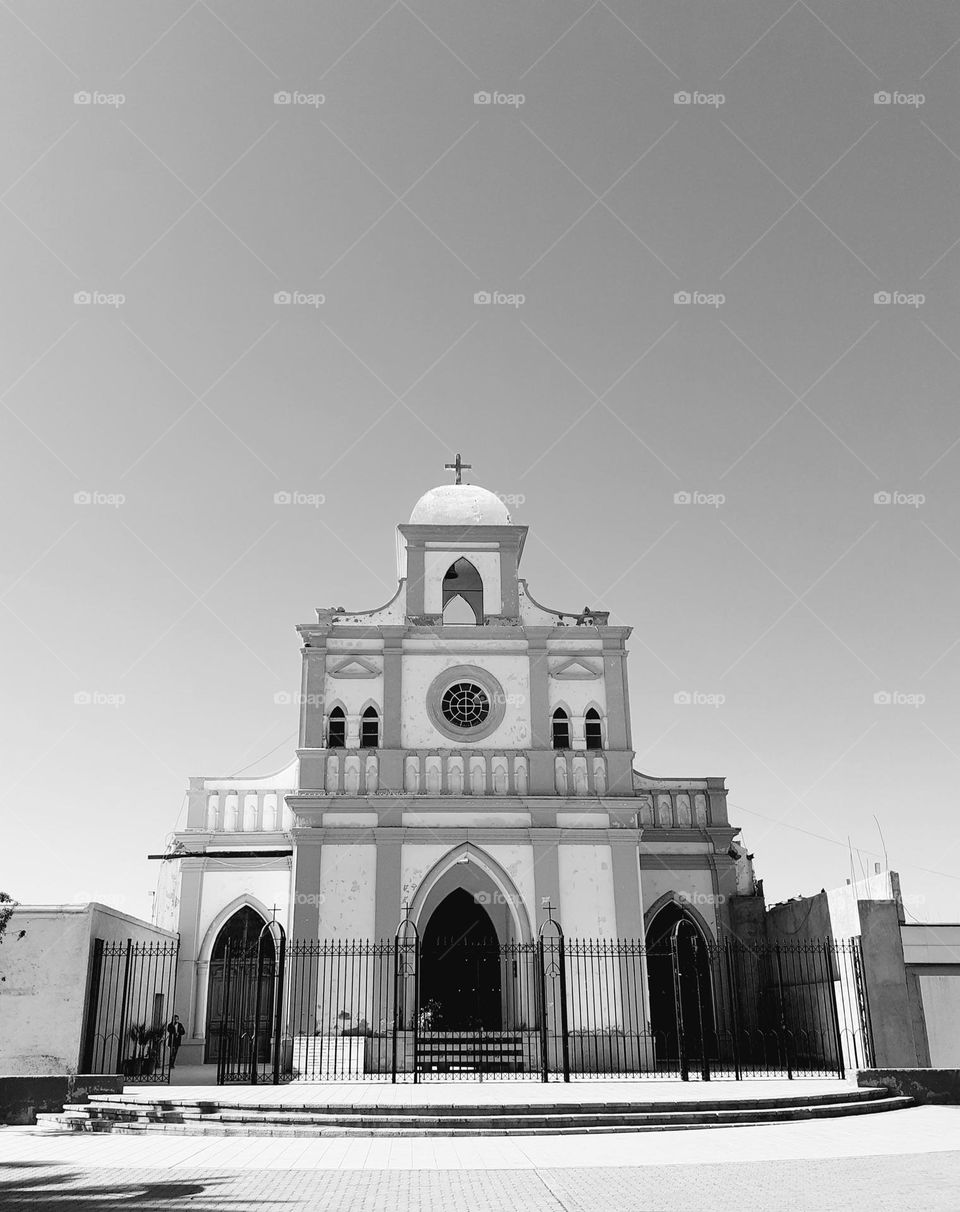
[166, 1015, 185, 1068]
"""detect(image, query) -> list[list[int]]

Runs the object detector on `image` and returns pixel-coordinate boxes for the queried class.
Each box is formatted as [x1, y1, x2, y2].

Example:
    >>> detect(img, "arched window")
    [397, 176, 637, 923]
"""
[442, 558, 483, 625]
[585, 708, 603, 750]
[327, 706, 345, 749]
[360, 706, 379, 748]
[552, 708, 570, 749]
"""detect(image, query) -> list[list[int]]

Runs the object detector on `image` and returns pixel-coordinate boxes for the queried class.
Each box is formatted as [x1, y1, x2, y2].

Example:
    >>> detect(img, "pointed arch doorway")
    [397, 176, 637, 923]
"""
[204, 906, 275, 1063]
[646, 901, 715, 1068]
[420, 889, 502, 1029]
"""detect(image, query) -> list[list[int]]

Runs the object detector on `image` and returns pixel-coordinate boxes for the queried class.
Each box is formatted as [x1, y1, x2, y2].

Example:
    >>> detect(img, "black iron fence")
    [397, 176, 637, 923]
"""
[209, 927, 873, 1085]
[81, 938, 180, 1082]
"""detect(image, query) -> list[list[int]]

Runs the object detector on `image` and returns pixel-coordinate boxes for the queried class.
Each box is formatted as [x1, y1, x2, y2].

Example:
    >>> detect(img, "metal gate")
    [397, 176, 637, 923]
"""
[81, 937, 180, 1083]
[210, 925, 873, 1084]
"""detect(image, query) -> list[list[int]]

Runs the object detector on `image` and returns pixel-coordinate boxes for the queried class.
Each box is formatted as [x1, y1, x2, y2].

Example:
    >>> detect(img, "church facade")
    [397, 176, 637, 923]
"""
[159, 474, 757, 1068]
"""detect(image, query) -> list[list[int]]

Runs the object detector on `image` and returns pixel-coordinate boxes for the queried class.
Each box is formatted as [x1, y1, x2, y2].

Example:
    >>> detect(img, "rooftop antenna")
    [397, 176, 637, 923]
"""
[873, 814, 889, 871]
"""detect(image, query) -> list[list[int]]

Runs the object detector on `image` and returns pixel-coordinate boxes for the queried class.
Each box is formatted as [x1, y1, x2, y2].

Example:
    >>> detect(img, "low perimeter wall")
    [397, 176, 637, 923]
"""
[858, 1068, 960, 1105]
[0, 1075, 125, 1125]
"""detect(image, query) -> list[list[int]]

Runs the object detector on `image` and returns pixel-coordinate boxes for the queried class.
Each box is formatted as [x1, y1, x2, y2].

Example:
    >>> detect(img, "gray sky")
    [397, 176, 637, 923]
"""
[3, 1, 960, 923]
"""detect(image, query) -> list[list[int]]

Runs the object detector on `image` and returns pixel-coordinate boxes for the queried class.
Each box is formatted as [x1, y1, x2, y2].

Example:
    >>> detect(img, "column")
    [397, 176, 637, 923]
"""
[526, 630, 554, 794]
[290, 835, 323, 941]
[380, 629, 405, 790]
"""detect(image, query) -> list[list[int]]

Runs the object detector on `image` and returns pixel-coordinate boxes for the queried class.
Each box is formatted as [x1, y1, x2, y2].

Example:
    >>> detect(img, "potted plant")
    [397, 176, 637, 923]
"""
[125, 1023, 165, 1077]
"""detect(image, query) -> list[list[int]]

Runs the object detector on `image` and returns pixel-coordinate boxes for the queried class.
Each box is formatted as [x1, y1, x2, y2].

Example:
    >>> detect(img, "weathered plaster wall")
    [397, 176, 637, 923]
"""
[195, 870, 291, 956]
[641, 866, 720, 938]
[400, 653, 531, 748]
[317, 844, 377, 939]
[400, 844, 452, 920]
[558, 845, 617, 937]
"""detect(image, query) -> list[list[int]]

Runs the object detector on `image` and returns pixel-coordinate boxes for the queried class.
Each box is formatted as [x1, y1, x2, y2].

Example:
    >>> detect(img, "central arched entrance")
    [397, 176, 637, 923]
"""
[420, 889, 503, 1029]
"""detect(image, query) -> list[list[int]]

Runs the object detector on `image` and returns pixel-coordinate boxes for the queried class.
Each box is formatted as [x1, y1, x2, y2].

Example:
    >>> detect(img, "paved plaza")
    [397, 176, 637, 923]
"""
[1, 1096, 958, 1210]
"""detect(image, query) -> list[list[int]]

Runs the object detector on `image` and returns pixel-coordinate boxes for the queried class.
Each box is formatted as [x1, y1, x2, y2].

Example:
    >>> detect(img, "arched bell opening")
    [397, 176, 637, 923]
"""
[442, 558, 483, 625]
[645, 902, 715, 1064]
[204, 906, 275, 1063]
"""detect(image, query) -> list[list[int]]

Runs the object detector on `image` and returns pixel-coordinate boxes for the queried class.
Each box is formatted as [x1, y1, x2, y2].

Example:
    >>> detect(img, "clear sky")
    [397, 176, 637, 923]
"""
[2, 1, 959, 924]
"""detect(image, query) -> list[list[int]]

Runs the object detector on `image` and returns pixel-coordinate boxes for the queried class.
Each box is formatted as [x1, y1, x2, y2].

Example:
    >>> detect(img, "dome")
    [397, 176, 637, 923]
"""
[409, 483, 511, 526]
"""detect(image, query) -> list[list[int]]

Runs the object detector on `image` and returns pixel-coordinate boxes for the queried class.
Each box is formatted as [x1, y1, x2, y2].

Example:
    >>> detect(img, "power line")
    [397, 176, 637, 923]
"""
[728, 801, 960, 885]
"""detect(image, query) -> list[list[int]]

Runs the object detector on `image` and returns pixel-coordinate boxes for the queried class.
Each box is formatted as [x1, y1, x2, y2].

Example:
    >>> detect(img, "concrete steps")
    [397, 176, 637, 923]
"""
[37, 1086, 913, 1137]
[416, 1032, 525, 1074]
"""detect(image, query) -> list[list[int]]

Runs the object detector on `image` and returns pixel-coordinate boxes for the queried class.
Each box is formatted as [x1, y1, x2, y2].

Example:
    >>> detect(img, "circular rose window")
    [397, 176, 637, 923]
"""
[426, 665, 507, 742]
[441, 681, 490, 729]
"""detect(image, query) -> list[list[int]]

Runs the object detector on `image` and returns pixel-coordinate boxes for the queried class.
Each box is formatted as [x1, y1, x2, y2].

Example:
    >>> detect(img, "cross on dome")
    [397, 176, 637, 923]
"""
[444, 453, 471, 484]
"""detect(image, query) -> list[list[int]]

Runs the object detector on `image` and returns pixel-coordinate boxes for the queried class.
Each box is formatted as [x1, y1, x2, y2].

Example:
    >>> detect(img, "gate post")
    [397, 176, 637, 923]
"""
[114, 939, 133, 1076]
[392, 913, 419, 1084]
[692, 936, 710, 1081]
[216, 941, 233, 1086]
[538, 913, 568, 1083]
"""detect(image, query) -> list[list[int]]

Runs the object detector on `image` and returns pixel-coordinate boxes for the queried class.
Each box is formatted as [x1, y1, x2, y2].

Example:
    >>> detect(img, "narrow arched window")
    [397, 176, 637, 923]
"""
[361, 706, 379, 748]
[442, 558, 483, 625]
[327, 706, 346, 749]
[552, 708, 570, 749]
[585, 708, 603, 750]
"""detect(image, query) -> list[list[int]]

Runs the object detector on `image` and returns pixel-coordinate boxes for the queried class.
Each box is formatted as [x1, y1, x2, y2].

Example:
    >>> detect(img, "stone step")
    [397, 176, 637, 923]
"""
[85, 1084, 890, 1115]
[36, 1089, 914, 1136]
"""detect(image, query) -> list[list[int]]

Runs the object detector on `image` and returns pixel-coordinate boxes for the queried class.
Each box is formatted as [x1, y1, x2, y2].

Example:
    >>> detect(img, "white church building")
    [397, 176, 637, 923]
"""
[157, 469, 756, 1068]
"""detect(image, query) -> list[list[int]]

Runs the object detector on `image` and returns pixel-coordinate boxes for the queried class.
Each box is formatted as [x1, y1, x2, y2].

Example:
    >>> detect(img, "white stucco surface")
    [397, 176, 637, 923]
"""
[917, 974, 960, 1065]
[400, 653, 531, 748]
[558, 845, 617, 938]
[317, 845, 376, 939]
[196, 871, 291, 959]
